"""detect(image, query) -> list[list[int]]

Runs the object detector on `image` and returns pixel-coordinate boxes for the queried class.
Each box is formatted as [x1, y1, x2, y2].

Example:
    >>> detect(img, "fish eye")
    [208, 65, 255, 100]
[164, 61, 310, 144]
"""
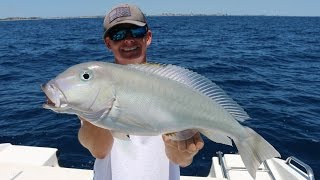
[83, 73, 90, 79]
[81, 70, 93, 81]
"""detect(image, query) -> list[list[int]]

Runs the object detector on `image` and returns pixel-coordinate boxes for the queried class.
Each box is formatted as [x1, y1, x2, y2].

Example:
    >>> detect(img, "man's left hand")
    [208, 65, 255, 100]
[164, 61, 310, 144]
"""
[162, 132, 204, 167]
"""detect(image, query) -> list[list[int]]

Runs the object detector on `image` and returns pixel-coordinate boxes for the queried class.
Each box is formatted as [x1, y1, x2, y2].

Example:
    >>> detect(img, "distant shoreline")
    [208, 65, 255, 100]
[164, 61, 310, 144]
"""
[0, 16, 104, 21]
[1, 13, 319, 21]
[1, 14, 226, 21]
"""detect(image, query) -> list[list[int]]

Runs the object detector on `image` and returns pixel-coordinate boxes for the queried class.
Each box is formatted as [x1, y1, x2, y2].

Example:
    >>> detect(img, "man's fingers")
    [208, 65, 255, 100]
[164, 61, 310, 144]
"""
[193, 133, 204, 150]
[186, 138, 197, 153]
[177, 140, 187, 152]
[162, 134, 169, 142]
[163, 132, 204, 154]
[162, 135, 178, 148]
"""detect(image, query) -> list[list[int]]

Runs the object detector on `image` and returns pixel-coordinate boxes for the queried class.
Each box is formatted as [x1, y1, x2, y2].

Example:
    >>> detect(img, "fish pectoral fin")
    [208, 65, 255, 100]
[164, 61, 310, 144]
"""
[110, 107, 156, 131]
[165, 129, 198, 141]
[111, 130, 131, 141]
[200, 129, 233, 146]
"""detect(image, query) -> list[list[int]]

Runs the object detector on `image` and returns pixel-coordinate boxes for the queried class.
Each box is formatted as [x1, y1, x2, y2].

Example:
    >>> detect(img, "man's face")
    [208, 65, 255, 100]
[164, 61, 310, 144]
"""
[104, 24, 152, 65]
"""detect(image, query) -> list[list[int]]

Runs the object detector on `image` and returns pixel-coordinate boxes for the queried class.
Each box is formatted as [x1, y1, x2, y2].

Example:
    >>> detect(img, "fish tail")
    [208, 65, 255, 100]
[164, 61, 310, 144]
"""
[234, 127, 281, 179]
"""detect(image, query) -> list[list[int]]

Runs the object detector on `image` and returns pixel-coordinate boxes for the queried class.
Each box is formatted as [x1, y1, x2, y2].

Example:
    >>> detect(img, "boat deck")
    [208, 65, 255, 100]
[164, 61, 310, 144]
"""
[0, 143, 314, 180]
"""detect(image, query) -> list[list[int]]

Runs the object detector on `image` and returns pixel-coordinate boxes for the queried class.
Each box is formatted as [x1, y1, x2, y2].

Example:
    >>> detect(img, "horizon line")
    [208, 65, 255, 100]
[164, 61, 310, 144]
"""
[1, 13, 320, 20]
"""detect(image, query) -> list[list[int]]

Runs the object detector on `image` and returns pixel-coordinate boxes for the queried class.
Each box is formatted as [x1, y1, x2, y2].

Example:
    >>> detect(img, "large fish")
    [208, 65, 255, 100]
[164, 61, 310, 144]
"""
[42, 61, 280, 178]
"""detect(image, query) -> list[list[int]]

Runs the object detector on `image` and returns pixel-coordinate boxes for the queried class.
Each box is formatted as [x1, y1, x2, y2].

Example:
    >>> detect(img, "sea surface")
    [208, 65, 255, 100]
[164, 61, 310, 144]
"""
[0, 16, 319, 179]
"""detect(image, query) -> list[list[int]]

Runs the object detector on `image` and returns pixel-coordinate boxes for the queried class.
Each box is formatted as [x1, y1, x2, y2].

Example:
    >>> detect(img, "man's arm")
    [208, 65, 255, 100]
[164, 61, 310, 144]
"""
[78, 118, 114, 159]
[162, 132, 204, 167]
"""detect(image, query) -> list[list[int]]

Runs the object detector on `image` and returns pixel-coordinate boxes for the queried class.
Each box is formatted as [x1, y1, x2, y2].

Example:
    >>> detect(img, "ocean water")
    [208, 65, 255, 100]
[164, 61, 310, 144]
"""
[0, 16, 319, 179]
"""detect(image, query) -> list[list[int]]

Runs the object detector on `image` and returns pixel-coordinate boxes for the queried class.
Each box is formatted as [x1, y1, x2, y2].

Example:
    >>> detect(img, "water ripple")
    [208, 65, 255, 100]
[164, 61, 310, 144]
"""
[1, 16, 319, 178]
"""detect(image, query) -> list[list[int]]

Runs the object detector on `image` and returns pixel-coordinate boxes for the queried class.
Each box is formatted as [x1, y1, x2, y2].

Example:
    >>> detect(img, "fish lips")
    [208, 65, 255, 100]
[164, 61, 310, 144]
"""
[41, 82, 68, 112]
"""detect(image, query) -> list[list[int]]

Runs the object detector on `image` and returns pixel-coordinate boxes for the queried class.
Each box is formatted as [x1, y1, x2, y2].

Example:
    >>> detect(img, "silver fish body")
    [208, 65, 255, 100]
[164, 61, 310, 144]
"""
[42, 61, 280, 178]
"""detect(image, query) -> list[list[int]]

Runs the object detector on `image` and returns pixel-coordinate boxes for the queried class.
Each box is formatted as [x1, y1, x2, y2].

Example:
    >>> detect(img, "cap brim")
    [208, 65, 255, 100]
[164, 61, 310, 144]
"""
[103, 20, 147, 39]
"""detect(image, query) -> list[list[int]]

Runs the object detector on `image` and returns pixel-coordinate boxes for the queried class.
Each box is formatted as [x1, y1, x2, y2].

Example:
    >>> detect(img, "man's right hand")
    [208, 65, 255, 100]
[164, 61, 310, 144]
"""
[78, 117, 114, 159]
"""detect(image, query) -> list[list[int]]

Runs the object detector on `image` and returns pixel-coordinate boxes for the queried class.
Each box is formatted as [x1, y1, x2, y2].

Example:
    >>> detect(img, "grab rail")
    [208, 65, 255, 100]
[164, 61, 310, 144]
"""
[285, 156, 314, 180]
[216, 151, 230, 180]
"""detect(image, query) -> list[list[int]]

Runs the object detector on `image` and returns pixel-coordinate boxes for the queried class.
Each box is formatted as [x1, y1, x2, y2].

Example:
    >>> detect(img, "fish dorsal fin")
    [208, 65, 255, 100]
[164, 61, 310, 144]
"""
[126, 63, 250, 122]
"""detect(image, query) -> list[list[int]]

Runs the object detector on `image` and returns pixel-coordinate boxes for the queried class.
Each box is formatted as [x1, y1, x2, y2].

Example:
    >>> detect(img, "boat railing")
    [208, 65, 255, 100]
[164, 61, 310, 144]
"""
[285, 156, 315, 180]
[217, 151, 230, 179]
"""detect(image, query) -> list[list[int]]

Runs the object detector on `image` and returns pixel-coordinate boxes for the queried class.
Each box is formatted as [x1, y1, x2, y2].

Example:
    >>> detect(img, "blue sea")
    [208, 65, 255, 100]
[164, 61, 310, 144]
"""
[0, 16, 319, 179]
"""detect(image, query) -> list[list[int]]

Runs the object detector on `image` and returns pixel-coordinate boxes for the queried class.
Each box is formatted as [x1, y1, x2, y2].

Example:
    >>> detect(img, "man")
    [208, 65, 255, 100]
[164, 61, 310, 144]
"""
[78, 4, 204, 180]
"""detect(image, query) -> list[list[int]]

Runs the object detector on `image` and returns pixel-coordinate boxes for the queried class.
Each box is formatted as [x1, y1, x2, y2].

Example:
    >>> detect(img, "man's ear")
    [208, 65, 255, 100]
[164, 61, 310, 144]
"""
[146, 30, 152, 47]
[104, 38, 112, 49]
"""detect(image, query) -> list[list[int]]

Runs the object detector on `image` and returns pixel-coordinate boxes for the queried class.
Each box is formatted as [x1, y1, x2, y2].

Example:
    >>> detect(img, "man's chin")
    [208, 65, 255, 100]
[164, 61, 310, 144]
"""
[119, 54, 145, 64]
[117, 57, 145, 64]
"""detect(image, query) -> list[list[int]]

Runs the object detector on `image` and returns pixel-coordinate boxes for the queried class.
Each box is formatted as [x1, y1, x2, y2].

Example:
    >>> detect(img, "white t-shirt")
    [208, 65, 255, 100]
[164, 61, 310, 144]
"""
[93, 135, 180, 180]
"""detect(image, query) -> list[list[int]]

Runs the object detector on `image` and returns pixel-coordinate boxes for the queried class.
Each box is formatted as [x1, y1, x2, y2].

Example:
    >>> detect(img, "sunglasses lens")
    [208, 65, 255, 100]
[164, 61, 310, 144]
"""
[109, 26, 147, 41]
[110, 29, 127, 41]
[131, 26, 147, 38]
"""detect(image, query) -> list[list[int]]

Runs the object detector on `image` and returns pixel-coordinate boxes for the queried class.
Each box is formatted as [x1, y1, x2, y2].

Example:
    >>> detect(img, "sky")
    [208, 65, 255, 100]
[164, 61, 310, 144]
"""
[1, 0, 320, 18]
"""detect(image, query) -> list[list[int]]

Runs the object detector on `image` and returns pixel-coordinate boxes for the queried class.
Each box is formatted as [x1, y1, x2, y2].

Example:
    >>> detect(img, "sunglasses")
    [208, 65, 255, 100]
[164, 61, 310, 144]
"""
[108, 25, 148, 41]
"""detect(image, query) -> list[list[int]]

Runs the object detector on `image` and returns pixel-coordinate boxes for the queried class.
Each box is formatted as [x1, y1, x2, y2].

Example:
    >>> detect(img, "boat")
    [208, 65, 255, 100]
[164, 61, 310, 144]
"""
[0, 143, 314, 180]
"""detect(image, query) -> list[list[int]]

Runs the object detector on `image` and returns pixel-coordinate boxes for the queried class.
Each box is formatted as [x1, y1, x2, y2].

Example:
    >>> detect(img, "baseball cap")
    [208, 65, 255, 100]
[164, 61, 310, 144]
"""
[103, 4, 147, 38]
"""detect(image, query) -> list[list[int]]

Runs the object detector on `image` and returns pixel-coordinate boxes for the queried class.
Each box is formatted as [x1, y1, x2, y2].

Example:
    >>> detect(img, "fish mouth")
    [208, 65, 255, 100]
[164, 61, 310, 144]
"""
[41, 82, 68, 111]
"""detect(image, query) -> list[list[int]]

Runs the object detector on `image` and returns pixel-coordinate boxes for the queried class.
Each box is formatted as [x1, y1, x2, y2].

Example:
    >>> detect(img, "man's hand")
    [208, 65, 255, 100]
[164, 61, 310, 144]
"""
[78, 117, 114, 159]
[162, 132, 204, 167]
